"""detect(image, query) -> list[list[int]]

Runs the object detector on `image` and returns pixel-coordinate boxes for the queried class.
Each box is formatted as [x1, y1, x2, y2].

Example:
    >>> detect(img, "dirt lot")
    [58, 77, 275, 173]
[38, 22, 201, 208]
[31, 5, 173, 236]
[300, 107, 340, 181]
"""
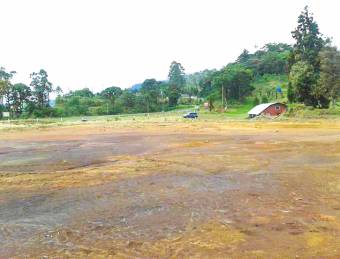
[1, 119, 340, 258]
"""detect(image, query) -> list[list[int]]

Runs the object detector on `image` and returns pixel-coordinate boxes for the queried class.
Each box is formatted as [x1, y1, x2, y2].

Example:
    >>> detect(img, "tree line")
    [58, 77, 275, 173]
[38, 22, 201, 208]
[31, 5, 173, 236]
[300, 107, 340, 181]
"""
[0, 62, 187, 118]
[0, 69, 62, 117]
[1, 6, 339, 119]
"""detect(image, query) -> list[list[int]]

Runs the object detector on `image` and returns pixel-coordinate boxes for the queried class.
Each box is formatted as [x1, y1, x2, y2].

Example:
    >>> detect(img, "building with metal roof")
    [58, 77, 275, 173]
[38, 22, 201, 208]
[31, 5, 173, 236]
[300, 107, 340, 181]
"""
[248, 103, 287, 118]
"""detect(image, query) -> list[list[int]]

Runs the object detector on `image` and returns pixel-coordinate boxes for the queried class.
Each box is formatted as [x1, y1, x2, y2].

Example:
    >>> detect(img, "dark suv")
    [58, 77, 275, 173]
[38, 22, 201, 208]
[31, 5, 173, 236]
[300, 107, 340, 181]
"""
[183, 112, 198, 119]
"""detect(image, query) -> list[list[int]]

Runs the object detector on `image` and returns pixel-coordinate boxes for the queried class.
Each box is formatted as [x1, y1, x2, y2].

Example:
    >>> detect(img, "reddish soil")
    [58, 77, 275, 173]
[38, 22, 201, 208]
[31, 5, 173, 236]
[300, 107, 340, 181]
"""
[0, 121, 340, 258]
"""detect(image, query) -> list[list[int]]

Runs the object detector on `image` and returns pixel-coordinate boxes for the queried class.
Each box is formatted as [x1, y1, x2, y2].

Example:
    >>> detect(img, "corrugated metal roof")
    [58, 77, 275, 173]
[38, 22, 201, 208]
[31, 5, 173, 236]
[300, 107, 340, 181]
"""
[248, 103, 275, 115]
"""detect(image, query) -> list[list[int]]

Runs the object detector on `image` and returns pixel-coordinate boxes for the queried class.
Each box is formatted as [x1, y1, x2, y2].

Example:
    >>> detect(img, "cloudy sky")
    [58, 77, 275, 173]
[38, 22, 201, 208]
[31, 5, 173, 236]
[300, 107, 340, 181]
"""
[0, 0, 339, 93]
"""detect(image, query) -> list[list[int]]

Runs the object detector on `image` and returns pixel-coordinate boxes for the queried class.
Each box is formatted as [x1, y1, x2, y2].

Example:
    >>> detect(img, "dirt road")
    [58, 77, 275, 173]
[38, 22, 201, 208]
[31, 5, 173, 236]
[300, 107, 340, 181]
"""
[1, 120, 340, 258]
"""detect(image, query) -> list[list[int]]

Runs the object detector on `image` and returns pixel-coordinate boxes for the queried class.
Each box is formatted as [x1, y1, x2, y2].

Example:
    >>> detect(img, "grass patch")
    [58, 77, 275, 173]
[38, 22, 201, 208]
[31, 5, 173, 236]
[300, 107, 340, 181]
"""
[285, 103, 340, 118]
[252, 74, 288, 103]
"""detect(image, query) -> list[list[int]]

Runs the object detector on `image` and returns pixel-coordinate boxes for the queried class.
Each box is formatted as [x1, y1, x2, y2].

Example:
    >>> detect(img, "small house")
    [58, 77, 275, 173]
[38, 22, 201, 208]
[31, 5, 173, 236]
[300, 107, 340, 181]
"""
[248, 103, 287, 118]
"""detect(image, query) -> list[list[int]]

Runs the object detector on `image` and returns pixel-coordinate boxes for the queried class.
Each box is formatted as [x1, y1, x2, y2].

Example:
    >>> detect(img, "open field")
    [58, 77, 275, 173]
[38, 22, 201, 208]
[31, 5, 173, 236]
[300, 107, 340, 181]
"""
[1, 115, 340, 258]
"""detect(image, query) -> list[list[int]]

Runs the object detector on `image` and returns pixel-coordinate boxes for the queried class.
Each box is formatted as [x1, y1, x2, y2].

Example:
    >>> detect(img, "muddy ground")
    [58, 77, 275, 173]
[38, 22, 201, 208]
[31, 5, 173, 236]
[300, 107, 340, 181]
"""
[0, 120, 340, 258]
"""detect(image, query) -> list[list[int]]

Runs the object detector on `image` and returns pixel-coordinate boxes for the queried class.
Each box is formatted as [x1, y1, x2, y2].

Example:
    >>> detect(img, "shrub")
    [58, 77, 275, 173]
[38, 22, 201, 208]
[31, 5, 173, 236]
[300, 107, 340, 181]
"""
[253, 96, 260, 106]
[261, 96, 269, 103]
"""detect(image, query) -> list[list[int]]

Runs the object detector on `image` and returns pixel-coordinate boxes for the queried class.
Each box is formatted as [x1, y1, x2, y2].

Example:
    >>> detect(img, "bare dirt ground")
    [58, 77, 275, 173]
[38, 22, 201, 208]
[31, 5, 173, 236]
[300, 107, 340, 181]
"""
[1, 119, 340, 258]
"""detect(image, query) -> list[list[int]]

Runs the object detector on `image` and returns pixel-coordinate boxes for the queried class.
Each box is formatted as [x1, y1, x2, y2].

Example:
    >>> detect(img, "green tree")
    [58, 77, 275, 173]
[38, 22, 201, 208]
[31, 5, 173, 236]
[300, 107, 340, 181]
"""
[207, 94, 215, 111]
[261, 96, 269, 103]
[237, 49, 250, 65]
[0, 80, 8, 107]
[289, 6, 326, 107]
[185, 72, 203, 102]
[8, 83, 31, 116]
[63, 96, 88, 116]
[119, 90, 136, 113]
[289, 61, 317, 106]
[198, 70, 217, 98]
[253, 96, 260, 106]
[317, 46, 340, 107]
[287, 82, 295, 103]
[167, 61, 186, 106]
[140, 79, 160, 113]
[238, 44, 292, 76]
[0, 67, 15, 81]
[183, 84, 198, 103]
[70, 88, 94, 98]
[55, 86, 63, 97]
[30, 69, 54, 108]
[291, 6, 324, 70]
[100, 86, 123, 106]
[0, 67, 16, 109]
[212, 64, 253, 106]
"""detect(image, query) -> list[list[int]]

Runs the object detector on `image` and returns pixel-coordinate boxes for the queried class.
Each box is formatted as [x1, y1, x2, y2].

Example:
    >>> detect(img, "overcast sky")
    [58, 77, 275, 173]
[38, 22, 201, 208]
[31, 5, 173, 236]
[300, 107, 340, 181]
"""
[1, 0, 339, 93]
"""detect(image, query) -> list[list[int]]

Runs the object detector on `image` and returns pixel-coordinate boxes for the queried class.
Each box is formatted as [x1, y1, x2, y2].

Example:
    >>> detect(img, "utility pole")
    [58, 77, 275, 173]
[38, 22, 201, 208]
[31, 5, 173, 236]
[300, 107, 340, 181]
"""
[161, 90, 164, 112]
[221, 85, 224, 108]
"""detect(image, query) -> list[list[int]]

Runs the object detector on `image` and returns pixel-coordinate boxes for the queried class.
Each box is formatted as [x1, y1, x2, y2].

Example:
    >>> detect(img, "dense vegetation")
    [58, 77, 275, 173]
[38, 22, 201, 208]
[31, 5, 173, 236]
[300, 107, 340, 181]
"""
[288, 7, 340, 108]
[0, 6, 339, 119]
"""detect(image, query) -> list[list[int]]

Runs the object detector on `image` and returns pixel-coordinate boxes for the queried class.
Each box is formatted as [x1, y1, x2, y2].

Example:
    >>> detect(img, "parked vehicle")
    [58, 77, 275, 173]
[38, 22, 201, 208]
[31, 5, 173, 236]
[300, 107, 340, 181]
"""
[183, 112, 198, 119]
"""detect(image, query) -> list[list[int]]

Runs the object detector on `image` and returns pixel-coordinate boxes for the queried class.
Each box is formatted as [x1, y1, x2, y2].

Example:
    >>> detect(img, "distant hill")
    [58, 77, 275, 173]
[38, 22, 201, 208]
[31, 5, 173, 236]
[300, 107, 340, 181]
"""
[129, 80, 168, 93]
[129, 83, 142, 93]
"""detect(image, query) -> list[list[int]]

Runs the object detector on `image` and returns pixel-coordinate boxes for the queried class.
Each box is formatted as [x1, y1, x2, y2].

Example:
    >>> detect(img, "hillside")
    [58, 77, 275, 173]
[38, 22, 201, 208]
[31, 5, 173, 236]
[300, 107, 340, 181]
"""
[252, 74, 288, 103]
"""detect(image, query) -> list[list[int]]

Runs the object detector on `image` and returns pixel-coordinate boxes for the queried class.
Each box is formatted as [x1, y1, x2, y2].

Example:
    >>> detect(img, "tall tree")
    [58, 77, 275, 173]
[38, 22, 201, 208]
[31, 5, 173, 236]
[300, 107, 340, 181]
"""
[30, 69, 54, 108]
[167, 61, 186, 106]
[198, 70, 217, 98]
[289, 6, 326, 107]
[100, 86, 122, 106]
[8, 83, 31, 116]
[317, 46, 340, 107]
[0, 67, 16, 108]
[183, 84, 198, 103]
[289, 61, 317, 106]
[0, 80, 8, 106]
[291, 6, 324, 70]
[140, 79, 160, 113]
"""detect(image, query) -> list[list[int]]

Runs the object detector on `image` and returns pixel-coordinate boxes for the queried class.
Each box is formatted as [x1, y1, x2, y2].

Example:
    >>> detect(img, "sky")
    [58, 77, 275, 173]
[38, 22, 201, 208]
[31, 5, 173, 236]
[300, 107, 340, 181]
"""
[0, 0, 339, 94]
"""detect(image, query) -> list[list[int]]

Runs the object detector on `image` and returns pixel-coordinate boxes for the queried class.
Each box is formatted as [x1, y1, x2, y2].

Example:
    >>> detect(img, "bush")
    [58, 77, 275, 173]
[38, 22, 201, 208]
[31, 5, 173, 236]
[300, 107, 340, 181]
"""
[261, 96, 269, 103]
[253, 96, 260, 106]
[31, 107, 60, 118]
[286, 103, 340, 118]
